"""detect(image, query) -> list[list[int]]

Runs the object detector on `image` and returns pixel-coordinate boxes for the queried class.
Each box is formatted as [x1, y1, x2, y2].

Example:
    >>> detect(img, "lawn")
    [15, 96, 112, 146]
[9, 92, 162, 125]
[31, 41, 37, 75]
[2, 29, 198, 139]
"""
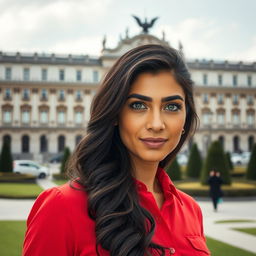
[0, 183, 42, 198]
[1, 221, 256, 256]
[53, 179, 69, 185]
[232, 228, 256, 236]
[206, 236, 256, 256]
[215, 219, 256, 224]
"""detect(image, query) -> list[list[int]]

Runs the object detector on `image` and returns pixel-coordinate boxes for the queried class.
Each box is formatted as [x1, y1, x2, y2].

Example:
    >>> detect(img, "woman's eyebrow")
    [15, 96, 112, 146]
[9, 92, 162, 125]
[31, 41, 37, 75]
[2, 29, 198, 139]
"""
[127, 93, 184, 102]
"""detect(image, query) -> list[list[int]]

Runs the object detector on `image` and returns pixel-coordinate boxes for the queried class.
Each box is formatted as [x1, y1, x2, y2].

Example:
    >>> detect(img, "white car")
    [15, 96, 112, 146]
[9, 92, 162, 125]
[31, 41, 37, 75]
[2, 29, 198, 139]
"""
[13, 160, 49, 178]
[231, 152, 251, 165]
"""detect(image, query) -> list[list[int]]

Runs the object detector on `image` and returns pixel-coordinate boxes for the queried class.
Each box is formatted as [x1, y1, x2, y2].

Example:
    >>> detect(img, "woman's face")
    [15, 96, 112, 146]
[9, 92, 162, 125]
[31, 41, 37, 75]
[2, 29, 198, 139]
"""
[118, 71, 186, 165]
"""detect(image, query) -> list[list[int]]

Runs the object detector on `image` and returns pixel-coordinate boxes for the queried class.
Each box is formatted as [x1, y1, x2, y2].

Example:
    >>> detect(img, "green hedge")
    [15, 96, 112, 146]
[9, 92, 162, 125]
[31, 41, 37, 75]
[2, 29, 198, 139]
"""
[0, 173, 36, 183]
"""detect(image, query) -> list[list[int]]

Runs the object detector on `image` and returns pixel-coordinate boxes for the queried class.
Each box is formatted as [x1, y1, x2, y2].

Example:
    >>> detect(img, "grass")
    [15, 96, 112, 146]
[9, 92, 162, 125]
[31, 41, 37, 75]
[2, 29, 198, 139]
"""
[206, 236, 256, 256]
[215, 219, 256, 224]
[53, 179, 68, 185]
[0, 183, 42, 198]
[1, 221, 255, 256]
[232, 228, 256, 236]
[0, 221, 26, 256]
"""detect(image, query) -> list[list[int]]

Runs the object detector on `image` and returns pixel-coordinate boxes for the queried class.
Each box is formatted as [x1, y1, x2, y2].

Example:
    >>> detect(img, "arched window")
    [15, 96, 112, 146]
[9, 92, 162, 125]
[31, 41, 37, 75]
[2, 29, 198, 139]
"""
[40, 135, 48, 153]
[58, 135, 65, 152]
[248, 136, 254, 152]
[22, 135, 30, 153]
[75, 135, 83, 145]
[233, 136, 240, 153]
[218, 136, 225, 150]
[3, 134, 11, 147]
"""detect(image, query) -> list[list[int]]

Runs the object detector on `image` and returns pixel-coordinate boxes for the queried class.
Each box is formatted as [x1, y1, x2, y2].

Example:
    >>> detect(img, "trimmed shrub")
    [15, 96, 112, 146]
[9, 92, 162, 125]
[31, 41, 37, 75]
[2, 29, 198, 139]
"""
[186, 143, 202, 178]
[166, 158, 182, 181]
[246, 144, 256, 180]
[200, 140, 231, 185]
[0, 140, 13, 173]
[60, 147, 71, 174]
[225, 152, 234, 171]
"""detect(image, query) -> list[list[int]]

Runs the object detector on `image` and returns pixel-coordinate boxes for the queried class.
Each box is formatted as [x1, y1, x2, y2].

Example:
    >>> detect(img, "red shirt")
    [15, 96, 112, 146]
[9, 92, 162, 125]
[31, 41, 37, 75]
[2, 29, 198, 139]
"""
[23, 168, 210, 256]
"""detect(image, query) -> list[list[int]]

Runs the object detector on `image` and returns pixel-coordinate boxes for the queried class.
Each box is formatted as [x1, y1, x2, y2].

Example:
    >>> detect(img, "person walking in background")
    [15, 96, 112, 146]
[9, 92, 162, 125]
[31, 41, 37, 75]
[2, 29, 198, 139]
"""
[208, 170, 223, 212]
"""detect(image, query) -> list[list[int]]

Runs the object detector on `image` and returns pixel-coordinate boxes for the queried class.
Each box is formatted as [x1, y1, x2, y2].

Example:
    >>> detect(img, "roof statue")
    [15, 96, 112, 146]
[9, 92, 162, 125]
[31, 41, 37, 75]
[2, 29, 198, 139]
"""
[132, 15, 159, 34]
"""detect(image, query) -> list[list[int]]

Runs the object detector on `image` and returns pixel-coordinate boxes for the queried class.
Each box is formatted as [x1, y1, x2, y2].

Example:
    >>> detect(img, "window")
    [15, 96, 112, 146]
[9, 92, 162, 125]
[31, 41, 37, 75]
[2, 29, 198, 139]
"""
[233, 112, 240, 125]
[40, 135, 48, 153]
[58, 135, 65, 152]
[203, 74, 208, 85]
[3, 110, 12, 123]
[22, 135, 30, 153]
[40, 111, 48, 123]
[59, 69, 65, 81]
[93, 70, 99, 83]
[75, 90, 82, 101]
[5, 67, 12, 80]
[4, 89, 11, 100]
[23, 68, 30, 81]
[22, 89, 30, 100]
[202, 93, 209, 104]
[202, 112, 212, 125]
[233, 136, 240, 153]
[58, 111, 66, 123]
[217, 112, 225, 125]
[233, 75, 237, 87]
[247, 112, 254, 126]
[217, 94, 224, 104]
[247, 75, 252, 87]
[232, 94, 239, 104]
[42, 69, 47, 81]
[22, 110, 30, 123]
[75, 135, 82, 145]
[247, 95, 254, 105]
[218, 74, 222, 86]
[76, 70, 82, 81]
[248, 136, 254, 151]
[41, 89, 48, 100]
[75, 111, 83, 124]
[59, 90, 65, 100]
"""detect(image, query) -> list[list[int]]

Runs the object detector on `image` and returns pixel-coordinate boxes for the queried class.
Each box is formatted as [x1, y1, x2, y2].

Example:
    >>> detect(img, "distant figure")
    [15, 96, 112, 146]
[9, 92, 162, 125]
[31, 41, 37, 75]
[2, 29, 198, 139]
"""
[208, 170, 223, 211]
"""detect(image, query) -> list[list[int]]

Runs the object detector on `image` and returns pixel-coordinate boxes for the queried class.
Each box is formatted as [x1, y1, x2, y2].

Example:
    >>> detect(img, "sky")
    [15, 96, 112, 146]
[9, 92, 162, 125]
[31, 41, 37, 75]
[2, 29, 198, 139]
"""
[0, 0, 255, 61]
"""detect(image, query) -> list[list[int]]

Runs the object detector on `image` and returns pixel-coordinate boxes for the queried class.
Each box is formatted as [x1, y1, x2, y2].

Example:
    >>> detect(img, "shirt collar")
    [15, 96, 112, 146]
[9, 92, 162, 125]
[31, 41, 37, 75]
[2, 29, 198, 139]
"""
[133, 167, 183, 205]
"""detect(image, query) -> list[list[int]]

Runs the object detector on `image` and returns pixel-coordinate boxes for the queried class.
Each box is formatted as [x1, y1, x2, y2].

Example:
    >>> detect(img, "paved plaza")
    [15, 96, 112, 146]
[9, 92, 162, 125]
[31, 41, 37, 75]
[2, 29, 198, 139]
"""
[0, 177, 256, 254]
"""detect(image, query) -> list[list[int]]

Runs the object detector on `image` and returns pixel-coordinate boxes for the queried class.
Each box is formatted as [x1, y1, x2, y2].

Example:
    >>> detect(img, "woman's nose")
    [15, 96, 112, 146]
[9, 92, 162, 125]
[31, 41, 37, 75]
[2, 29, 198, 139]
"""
[146, 110, 165, 131]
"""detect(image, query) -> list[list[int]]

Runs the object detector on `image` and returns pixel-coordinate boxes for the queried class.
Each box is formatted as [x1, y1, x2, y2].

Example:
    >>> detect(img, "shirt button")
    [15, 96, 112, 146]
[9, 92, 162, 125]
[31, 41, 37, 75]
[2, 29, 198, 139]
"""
[169, 247, 175, 254]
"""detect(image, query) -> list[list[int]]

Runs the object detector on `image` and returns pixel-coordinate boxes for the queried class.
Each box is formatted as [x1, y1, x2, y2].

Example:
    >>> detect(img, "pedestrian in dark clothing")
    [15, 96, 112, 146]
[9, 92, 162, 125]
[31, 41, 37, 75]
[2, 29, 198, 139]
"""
[208, 170, 223, 211]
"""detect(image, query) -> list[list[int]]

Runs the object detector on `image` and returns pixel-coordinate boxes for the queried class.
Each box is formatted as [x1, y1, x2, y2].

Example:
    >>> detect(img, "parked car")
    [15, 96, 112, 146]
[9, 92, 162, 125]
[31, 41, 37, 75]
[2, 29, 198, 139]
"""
[49, 153, 63, 163]
[231, 152, 251, 165]
[13, 160, 49, 178]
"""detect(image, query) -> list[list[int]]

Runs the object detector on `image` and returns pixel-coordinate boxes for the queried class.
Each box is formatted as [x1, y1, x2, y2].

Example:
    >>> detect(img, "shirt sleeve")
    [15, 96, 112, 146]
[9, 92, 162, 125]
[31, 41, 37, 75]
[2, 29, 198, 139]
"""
[22, 187, 74, 256]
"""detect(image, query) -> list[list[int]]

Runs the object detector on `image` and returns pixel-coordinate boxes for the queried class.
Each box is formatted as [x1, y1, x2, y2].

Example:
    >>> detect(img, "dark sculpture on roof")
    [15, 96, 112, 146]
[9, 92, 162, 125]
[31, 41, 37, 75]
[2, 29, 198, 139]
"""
[132, 15, 159, 34]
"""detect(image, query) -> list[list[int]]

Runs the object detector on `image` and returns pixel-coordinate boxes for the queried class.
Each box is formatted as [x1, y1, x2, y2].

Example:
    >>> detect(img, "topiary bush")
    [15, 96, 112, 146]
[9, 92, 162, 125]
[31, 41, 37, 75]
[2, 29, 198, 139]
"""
[246, 144, 256, 180]
[225, 152, 234, 171]
[60, 147, 71, 174]
[186, 143, 202, 178]
[200, 140, 231, 185]
[166, 157, 182, 181]
[0, 140, 13, 173]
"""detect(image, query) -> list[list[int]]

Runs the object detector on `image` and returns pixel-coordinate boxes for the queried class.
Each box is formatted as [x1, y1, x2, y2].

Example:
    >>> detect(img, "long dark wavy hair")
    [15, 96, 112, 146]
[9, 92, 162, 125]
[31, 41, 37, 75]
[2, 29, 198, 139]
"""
[68, 44, 198, 255]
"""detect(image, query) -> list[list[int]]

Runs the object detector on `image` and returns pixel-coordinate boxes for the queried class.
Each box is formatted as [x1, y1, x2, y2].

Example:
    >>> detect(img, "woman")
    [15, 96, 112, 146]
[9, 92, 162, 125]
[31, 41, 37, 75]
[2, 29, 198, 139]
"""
[23, 44, 210, 256]
[208, 170, 223, 212]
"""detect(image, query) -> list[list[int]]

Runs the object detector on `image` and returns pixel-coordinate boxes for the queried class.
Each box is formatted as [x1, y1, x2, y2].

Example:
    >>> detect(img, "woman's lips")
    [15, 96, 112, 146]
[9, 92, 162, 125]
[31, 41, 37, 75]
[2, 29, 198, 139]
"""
[140, 138, 168, 149]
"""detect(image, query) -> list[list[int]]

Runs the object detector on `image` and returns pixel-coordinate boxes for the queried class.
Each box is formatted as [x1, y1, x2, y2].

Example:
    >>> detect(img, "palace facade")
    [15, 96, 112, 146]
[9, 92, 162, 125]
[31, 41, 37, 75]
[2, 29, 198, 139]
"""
[0, 31, 255, 161]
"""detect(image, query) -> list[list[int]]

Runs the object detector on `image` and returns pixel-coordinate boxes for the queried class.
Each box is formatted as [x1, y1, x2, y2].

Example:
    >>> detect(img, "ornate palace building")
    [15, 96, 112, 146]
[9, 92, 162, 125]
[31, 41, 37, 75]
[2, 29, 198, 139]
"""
[0, 24, 255, 161]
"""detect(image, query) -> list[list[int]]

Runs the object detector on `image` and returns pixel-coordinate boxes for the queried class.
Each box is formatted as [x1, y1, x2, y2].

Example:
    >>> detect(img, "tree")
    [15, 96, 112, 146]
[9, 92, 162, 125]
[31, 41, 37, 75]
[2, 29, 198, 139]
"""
[60, 147, 71, 174]
[225, 152, 233, 171]
[246, 144, 256, 180]
[0, 140, 13, 172]
[166, 157, 182, 181]
[186, 143, 202, 178]
[200, 140, 231, 185]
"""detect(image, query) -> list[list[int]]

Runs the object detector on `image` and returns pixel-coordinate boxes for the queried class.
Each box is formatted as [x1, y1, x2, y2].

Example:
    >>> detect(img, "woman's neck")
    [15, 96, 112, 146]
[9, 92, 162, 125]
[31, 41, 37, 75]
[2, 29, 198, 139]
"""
[131, 158, 160, 193]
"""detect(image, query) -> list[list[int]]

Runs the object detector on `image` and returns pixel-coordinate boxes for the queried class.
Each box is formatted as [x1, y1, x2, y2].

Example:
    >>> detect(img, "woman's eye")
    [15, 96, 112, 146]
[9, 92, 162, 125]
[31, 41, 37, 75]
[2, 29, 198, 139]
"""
[164, 103, 181, 112]
[129, 102, 147, 110]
